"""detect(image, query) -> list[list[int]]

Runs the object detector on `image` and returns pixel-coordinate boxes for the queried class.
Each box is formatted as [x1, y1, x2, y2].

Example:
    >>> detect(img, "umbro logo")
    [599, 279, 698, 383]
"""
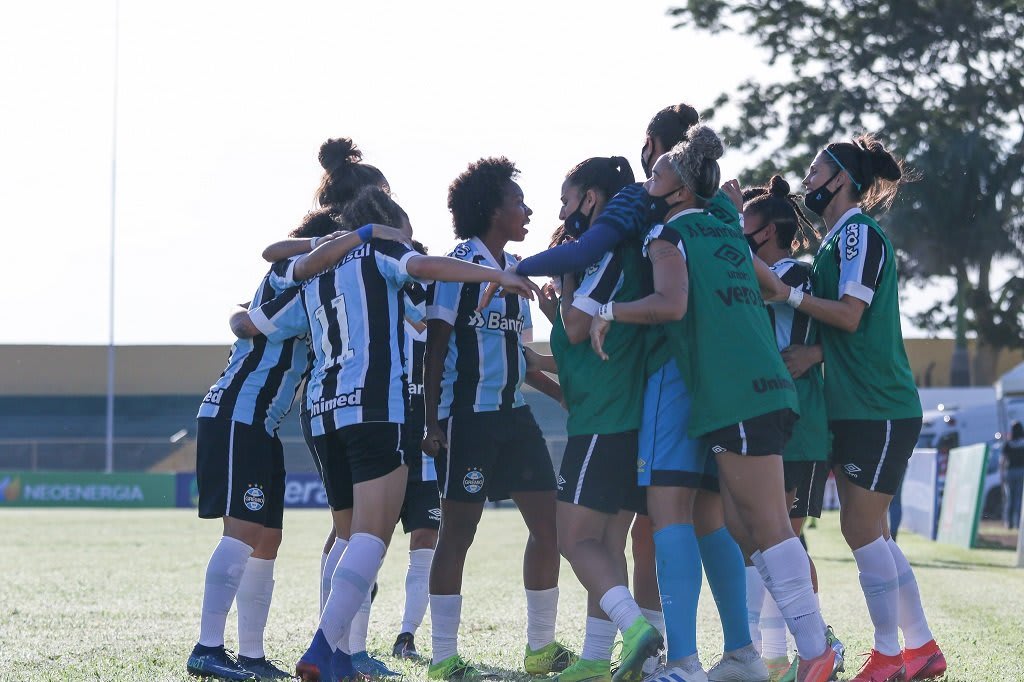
[711, 445, 727, 454]
[844, 463, 862, 477]
[556, 475, 566, 491]
[428, 508, 442, 522]
[713, 244, 745, 267]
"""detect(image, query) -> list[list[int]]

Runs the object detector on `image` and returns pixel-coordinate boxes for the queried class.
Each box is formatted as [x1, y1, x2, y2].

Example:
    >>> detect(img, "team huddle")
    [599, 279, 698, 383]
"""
[186, 102, 947, 682]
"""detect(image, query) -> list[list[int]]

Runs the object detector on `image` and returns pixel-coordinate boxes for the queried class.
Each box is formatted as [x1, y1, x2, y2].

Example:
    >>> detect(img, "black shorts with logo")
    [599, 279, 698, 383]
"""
[311, 422, 404, 511]
[436, 406, 556, 503]
[558, 431, 642, 515]
[196, 417, 286, 529]
[784, 460, 830, 519]
[704, 409, 797, 458]
[830, 417, 922, 496]
[400, 480, 441, 533]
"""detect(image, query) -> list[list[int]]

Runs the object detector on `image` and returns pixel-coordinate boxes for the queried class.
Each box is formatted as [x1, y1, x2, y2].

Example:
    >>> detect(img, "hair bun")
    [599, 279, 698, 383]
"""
[768, 174, 790, 197]
[855, 134, 901, 182]
[686, 125, 724, 161]
[318, 137, 362, 172]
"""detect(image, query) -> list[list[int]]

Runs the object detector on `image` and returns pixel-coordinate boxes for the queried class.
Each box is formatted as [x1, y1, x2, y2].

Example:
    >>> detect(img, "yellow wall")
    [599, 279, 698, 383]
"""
[904, 339, 1024, 387]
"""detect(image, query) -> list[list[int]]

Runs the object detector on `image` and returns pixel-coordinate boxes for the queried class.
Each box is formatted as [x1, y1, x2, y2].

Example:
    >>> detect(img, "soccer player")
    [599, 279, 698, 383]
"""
[741, 177, 844, 681]
[777, 136, 945, 681]
[422, 157, 574, 680]
[590, 126, 840, 682]
[533, 156, 663, 682]
[235, 186, 537, 681]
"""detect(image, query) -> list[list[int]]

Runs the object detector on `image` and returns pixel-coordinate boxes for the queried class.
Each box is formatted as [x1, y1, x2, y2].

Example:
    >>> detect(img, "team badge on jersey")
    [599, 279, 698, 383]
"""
[463, 469, 485, 494]
[243, 485, 265, 511]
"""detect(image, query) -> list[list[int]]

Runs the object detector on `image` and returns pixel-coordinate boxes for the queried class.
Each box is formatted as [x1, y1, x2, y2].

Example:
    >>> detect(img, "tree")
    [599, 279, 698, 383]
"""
[669, 0, 1024, 385]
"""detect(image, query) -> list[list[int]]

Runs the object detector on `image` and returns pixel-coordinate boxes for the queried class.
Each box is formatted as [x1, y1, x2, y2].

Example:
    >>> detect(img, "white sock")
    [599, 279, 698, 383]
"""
[198, 536, 253, 647]
[401, 548, 433, 635]
[853, 536, 900, 656]
[760, 590, 788, 659]
[347, 588, 372, 653]
[236, 557, 275, 658]
[525, 587, 559, 650]
[430, 594, 462, 664]
[759, 538, 826, 660]
[318, 533, 386, 654]
[640, 607, 665, 673]
[886, 537, 932, 649]
[581, 616, 617, 662]
[745, 566, 766, 655]
[321, 538, 347, 615]
[598, 585, 643, 634]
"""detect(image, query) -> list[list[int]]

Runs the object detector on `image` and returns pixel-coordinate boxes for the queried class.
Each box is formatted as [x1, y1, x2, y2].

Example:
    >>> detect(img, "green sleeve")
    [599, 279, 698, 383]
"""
[707, 190, 740, 228]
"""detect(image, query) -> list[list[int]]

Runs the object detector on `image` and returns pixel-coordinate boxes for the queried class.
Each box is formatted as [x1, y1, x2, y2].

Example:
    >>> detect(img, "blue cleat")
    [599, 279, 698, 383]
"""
[332, 647, 364, 681]
[187, 644, 256, 680]
[296, 630, 334, 681]
[351, 651, 400, 678]
[237, 655, 293, 680]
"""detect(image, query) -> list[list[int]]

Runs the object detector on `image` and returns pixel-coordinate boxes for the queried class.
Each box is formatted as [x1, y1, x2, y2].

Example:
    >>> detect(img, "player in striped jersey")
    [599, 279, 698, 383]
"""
[422, 157, 574, 681]
[237, 186, 537, 681]
[778, 137, 944, 681]
[741, 176, 845, 681]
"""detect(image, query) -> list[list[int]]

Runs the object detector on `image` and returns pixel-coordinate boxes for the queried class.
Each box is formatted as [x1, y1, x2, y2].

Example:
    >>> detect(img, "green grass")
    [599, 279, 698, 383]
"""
[1, 509, 1022, 681]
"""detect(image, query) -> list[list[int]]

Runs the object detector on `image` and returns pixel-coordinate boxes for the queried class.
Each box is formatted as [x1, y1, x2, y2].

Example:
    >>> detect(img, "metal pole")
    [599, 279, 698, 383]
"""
[105, 0, 121, 474]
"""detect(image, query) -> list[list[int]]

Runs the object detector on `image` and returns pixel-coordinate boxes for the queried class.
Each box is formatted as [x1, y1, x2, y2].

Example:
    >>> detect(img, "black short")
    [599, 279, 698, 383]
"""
[311, 422, 404, 511]
[400, 480, 441, 533]
[557, 432, 641, 514]
[704, 409, 797, 457]
[830, 417, 922, 495]
[196, 417, 285, 528]
[784, 460, 829, 519]
[436, 406, 555, 503]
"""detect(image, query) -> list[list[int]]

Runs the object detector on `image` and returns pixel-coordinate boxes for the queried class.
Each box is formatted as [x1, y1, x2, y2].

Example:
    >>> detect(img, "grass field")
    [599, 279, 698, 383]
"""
[2, 509, 1022, 682]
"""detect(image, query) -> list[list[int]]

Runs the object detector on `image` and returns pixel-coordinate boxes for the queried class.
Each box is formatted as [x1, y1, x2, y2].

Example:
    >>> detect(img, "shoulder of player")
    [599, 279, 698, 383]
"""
[445, 240, 476, 261]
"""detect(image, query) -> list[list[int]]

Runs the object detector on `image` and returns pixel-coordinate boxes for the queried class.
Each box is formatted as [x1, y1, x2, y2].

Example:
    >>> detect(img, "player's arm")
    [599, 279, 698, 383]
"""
[525, 370, 563, 405]
[292, 225, 412, 281]
[231, 287, 308, 342]
[262, 232, 344, 263]
[229, 304, 260, 338]
[524, 346, 558, 374]
[564, 250, 622, 345]
[781, 344, 824, 379]
[406, 256, 538, 299]
[422, 318, 452, 457]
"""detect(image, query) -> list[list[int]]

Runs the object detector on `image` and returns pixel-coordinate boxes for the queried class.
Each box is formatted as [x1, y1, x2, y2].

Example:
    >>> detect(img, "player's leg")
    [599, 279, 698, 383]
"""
[392, 481, 440, 660]
[626, 513, 665, 676]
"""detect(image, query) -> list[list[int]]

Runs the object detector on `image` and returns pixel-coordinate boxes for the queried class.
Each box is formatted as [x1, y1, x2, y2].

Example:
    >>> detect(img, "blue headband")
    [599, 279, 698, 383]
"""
[825, 148, 862, 191]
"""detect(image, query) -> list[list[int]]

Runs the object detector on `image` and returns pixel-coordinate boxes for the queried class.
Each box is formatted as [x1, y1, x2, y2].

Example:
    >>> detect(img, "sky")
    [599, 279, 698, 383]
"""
[1, 0, 954, 346]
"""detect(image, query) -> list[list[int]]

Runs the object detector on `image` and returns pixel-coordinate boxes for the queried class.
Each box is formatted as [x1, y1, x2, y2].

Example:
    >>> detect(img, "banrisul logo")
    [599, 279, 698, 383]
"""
[0, 475, 22, 502]
[243, 484, 265, 511]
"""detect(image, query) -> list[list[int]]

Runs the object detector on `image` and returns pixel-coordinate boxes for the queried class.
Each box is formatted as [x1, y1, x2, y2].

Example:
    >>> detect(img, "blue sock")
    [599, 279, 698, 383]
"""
[300, 629, 336, 678]
[653, 523, 702, 661]
[698, 526, 753, 652]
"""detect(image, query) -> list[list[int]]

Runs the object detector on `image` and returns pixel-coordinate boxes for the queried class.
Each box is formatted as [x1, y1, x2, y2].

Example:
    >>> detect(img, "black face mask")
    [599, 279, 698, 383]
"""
[745, 222, 771, 254]
[563, 194, 595, 238]
[645, 185, 685, 225]
[803, 169, 842, 217]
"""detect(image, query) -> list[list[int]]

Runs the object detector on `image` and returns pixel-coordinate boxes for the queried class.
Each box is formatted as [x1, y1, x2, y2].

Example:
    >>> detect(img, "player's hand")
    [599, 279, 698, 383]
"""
[590, 315, 611, 361]
[311, 231, 345, 249]
[370, 224, 413, 248]
[422, 422, 447, 458]
[483, 271, 539, 302]
[782, 344, 822, 379]
[721, 179, 743, 211]
[537, 281, 559, 322]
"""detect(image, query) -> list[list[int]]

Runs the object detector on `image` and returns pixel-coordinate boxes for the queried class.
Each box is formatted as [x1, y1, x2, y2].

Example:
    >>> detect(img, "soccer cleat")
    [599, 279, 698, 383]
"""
[643, 663, 708, 682]
[763, 656, 791, 682]
[392, 631, 421, 660]
[525, 641, 579, 675]
[706, 647, 769, 681]
[850, 650, 905, 682]
[551, 658, 613, 682]
[612, 618, 664, 682]
[296, 630, 334, 682]
[428, 654, 486, 680]
[795, 647, 843, 682]
[825, 625, 845, 677]
[236, 655, 292, 680]
[902, 640, 946, 680]
[187, 644, 257, 680]
[332, 648, 365, 682]
[351, 651, 400, 678]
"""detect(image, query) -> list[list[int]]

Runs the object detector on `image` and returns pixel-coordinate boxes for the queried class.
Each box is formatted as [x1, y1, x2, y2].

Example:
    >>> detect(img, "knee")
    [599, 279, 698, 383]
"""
[410, 530, 438, 551]
[840, 514, 878, 550]
[438, 519, 478, 554]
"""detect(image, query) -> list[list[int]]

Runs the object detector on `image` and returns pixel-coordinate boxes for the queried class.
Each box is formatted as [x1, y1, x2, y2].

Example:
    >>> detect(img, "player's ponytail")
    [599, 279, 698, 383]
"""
[744, 174, 819, 252]
[824, 133, 908, 211]
[315, 137, 389, 212]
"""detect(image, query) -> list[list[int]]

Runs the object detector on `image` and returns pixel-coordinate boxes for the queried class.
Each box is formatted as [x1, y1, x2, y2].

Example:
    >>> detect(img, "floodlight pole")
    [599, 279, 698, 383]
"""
[104, 0, 121, 474]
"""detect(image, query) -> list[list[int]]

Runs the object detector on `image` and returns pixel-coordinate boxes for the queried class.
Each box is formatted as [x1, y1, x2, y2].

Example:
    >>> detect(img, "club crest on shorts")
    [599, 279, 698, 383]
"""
[428, 507, 442, 522]
[463, 468, 485, 494]
[243, 484, 265, 511]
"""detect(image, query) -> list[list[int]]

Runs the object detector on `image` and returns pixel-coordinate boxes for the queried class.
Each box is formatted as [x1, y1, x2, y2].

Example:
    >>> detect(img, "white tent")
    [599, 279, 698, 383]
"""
[995, 361, 1024, 399]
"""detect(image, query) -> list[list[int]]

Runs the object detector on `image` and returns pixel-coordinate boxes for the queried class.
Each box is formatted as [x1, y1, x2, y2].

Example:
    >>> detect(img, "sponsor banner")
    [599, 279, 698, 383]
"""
[901, 449, 939, 540]
[174, 472, 329, 509]
[936, 444, 988, 548]
[0, 471, 175, 508]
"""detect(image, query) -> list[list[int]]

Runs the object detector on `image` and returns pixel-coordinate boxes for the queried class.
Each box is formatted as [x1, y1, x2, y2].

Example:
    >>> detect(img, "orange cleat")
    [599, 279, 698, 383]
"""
[903, 640, 946, 680]
[851, 650, 906, 681]
[795, 647, 842, 682]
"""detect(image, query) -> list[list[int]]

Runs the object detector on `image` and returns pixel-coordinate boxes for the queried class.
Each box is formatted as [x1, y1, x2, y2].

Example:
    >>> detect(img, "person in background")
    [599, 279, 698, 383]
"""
[1002, 421, 1024, 529]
